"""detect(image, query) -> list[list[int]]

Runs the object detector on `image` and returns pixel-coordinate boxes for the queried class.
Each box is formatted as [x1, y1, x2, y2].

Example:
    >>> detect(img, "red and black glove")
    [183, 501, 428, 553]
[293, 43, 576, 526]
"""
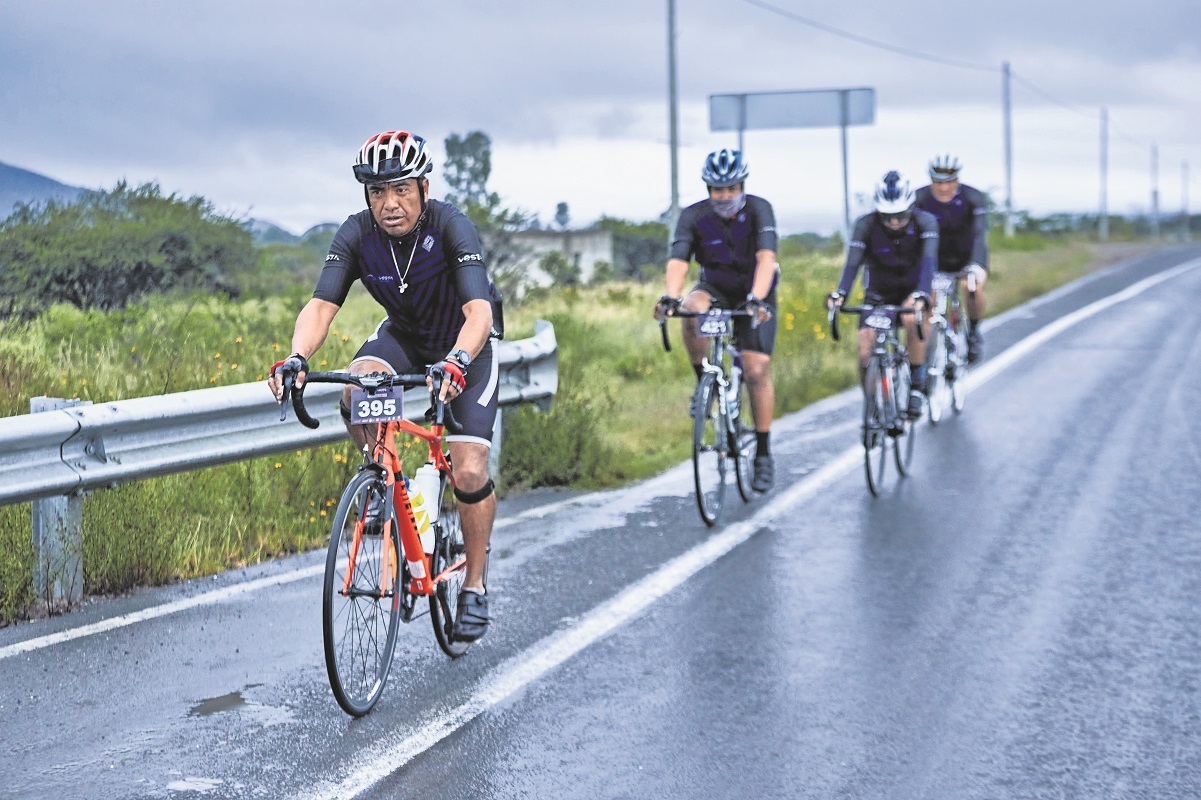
[270, 353, 309, 381]
[428, 359, 466, 394]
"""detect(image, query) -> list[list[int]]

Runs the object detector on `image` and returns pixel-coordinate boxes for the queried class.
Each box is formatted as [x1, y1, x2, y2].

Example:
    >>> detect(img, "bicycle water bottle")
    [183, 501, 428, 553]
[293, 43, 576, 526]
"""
[413, 463, 442, 549]
[727, 357, 742, 418]
[403, 475, 435, 554]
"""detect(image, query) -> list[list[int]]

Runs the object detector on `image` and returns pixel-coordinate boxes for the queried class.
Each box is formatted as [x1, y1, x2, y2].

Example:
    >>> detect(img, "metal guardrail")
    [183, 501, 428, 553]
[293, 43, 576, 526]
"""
[0, 321, 557, 605]
[0, 321, 556, 506]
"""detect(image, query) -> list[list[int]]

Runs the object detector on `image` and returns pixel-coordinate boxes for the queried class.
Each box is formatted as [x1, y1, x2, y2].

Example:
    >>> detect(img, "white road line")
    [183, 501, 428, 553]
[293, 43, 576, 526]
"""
[963, 257, 1201, 392]
[0, 565, 322, 660]
[5, 256, 1197, 665]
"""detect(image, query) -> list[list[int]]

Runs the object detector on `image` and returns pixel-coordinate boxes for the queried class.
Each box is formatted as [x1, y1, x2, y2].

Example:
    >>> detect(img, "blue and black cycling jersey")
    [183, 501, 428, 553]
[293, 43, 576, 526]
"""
[669, 195, 780, 298]
[838, 210, 939, 300]
[914, 183, 989, 272]
[314, 199, 501, 353]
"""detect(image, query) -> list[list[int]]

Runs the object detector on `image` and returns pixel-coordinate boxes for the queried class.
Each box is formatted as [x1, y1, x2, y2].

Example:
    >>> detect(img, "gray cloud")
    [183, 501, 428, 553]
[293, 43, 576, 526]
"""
[2, 0, 1197, 230]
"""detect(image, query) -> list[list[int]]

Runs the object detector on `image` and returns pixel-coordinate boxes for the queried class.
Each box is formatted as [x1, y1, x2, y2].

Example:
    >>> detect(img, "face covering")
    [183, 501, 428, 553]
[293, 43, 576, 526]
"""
[709, 193, 746, 219]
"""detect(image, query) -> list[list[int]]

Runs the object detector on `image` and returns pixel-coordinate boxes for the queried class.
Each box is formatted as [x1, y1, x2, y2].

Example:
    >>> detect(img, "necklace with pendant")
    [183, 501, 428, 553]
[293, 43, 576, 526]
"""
[387, 235, 417, 294]
[385, 213, 427, 294]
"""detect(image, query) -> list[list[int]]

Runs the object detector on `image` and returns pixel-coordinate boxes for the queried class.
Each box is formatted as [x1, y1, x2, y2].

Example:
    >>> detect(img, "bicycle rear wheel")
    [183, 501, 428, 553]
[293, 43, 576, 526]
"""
[731, 379, 756, 503]
[863, 360, 888, 497]
[692, 374, 726, 525]
[323, 469, 402, 717]
[430, 479, 474, 658]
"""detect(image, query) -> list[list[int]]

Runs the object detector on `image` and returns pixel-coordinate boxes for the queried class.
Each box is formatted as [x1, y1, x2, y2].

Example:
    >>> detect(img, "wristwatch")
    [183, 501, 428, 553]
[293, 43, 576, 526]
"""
[447, 349, 472, 369]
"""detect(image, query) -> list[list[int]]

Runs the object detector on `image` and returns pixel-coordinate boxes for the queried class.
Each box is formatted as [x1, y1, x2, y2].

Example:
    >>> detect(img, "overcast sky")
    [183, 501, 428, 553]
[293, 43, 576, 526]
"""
[3, 0, 1199, 235]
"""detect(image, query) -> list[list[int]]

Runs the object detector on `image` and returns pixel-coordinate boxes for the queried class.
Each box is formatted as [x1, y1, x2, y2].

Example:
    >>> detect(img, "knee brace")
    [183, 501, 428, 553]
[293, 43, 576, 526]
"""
[454, 478, 495, 505]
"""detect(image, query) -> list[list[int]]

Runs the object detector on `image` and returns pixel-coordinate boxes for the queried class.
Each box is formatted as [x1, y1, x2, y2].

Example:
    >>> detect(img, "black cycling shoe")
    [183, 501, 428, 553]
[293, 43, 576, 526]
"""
[908, 390, 926, 420]
[967, 329, 983, 363]
[752, 454, 774, 492]
[451, 590, 491, 643]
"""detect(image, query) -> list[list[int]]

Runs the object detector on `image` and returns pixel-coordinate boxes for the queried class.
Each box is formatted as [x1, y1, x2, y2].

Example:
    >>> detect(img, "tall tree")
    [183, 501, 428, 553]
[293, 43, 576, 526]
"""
[554, 202, 570, 230]
[442, 131, 532, 299]
[443, 131, 494, 208]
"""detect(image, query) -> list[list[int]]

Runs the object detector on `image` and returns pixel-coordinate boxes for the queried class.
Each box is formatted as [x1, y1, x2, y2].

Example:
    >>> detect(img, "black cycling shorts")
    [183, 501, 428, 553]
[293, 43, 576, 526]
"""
[350, 319, 499, 447]
[690, 282, 778, 356]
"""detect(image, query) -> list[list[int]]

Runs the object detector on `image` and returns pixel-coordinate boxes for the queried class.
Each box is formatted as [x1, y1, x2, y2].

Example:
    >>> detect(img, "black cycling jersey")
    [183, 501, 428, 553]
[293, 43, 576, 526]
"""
[914, 184, 989, 272]
[838, 210, 939, 299]
[315, 199, 500, 352]
[669, 195, 779, 298]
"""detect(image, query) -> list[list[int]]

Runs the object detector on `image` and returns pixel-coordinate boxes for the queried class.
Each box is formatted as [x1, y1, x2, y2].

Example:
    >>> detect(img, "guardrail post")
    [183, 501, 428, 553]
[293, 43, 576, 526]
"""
[30, 397, 89, 606]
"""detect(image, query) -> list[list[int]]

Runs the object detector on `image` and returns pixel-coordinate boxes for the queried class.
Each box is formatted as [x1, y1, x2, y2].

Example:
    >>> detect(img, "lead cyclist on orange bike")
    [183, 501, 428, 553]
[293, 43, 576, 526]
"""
[268, 129, 503, 644]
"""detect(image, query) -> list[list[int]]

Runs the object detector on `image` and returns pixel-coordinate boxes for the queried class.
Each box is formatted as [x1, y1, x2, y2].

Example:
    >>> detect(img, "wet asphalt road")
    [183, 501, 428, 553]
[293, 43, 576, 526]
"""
[3, 245, 1201, 799]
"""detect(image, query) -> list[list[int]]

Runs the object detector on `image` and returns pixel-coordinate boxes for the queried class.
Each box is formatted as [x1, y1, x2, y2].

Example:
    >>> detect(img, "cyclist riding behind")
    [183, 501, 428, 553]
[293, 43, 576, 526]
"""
[827, 170, 937, 419]
[656, 149, 779, 492]
[914, 154, 989, 362]
[267, 130, 501, 644]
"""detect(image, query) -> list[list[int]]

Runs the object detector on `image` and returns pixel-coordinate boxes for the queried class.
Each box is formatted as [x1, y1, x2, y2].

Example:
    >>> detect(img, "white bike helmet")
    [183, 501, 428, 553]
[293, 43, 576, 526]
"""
[353, 130, 433, 184]
[873, 171, 915, 214]
[928, 154, 961, 182]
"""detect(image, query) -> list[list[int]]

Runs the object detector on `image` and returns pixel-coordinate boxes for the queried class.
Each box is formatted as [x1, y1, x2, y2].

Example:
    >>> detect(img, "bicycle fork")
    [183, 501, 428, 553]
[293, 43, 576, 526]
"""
[700, 359, 736, 442]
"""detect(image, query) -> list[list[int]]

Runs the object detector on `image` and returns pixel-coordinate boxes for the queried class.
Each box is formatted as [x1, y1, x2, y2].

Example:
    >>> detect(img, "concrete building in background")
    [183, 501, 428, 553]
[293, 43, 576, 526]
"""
[511, 228, 614, 287]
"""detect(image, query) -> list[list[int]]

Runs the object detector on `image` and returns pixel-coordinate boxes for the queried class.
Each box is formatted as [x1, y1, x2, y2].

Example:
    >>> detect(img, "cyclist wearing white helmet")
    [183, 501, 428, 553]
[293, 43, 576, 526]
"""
[656, 148, 780, 492]
[268, 130, 502, 643]
[915, 154, 989, 362]
[827, 170, 938, 418]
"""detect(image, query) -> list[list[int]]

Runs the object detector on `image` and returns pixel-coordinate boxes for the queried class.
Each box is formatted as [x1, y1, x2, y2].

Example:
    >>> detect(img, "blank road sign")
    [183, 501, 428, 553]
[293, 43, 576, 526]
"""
[710, 88, 876, 132]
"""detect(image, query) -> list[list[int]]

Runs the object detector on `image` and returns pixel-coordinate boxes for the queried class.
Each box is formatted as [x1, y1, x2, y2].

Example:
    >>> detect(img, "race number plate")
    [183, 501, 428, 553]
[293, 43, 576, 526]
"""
[349, 385, 405, 424]
[698, 311, 732, 338]
[864, 313, 893, 330]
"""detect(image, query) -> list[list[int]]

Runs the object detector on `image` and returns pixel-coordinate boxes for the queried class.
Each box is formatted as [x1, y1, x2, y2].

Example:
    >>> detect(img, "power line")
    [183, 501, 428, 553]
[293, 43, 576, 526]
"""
[733, 2, 1160, 154]
[1008, 71, 1097, 120]
[737, 0, 998, 73]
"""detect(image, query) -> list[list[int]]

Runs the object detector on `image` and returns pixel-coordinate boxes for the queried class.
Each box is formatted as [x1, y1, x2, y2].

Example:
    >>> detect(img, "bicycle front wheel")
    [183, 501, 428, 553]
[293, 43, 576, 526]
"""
[926, 323, 948, 425]
[692, 374, 726, 525]
[323, 469, 402, 717]
[731, 379, 756, 503]
[863, 360, 888, 497]
[950, 304, 970, 414]
[894, 362, 918, 476]
[430, 482, 474, 658]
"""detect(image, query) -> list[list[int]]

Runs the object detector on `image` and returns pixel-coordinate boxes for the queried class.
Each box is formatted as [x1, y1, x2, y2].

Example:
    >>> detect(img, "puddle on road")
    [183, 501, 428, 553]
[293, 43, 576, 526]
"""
[188, 691, 248, 717]
[188, 685, 294, 727]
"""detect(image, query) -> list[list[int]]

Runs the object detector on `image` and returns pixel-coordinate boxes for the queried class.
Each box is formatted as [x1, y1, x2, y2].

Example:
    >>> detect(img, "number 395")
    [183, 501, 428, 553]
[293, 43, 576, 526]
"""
[358, 398, 396, 418]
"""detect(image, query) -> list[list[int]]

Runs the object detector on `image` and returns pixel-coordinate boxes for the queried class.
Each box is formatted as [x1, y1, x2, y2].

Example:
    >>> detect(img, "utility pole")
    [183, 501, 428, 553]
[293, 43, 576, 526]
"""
[1099, 107, 1109, 242]
[1150, 143, 1160, 240]
[667, 0, 680, 240]
[1002, 61, 1014, 237]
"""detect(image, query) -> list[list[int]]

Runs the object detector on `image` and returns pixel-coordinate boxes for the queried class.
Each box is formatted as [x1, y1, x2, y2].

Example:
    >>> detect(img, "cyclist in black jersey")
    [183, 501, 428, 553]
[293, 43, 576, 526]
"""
[655, 148, 779, 492]
[827, 170, 937, 419]
[268, 130, 500, 643]
[914, 154, 989, 362]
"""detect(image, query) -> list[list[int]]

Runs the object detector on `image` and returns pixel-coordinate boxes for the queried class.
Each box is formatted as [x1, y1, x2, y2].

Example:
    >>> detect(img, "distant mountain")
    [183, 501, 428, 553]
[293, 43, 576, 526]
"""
[245, 218, 300, 244]
[0, 161, 86, 219]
